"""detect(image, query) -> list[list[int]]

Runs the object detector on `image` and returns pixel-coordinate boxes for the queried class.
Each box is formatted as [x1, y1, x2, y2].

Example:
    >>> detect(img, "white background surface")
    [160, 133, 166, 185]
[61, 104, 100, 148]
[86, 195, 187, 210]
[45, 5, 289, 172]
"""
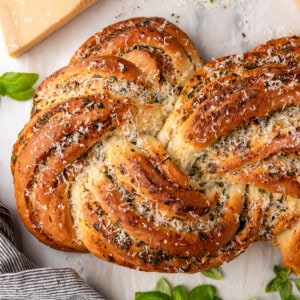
[0, 0, 300, 299]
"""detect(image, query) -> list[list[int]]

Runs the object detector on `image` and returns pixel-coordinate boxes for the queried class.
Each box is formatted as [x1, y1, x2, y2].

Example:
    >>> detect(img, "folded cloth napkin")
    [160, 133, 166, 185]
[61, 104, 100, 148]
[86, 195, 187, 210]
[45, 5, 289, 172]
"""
[0, 201, 105, 300]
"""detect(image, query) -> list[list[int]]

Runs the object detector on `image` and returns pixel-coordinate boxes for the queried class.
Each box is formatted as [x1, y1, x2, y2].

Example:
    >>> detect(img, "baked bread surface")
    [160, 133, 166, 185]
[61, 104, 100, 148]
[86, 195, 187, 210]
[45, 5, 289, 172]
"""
[11, 17, 300, 273]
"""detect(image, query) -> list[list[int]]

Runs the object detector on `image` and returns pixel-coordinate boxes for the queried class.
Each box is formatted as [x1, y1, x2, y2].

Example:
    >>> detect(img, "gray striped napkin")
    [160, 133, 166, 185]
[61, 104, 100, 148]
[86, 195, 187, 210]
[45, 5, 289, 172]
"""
[0, 202, 105, 300]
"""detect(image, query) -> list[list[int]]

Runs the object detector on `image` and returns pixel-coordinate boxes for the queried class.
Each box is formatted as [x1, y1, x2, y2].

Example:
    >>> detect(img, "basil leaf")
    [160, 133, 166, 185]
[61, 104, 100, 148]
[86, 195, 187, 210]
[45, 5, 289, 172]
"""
[293, 279, 300, 292]
[266, 277, 285, 292]
[135, 291, 171, 300]
[201, 267, 223, 280]
[156, 278, 172, 297]
[0, 72, 39, 100]
[188, 284, 217, 300]
[173, 285, 188, 300]
[279, 280, 292, 300]
[6, 87, 35, 101]
[287, 295, 300, 300]
[274, 265, 290, 279]
[0, 72, 38, 92]
[0, 83, 5, 96]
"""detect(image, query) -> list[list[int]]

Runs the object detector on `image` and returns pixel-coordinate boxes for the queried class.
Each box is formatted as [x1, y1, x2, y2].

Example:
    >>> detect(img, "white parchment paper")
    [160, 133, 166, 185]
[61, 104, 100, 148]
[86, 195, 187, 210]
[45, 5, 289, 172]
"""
[0, 1, 300, 299]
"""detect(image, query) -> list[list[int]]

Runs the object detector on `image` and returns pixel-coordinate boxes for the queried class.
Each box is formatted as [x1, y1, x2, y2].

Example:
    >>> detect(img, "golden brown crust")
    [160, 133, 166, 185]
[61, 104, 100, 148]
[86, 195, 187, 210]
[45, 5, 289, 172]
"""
[274, 220, 300, 274]
[32, 56, 154, 115]
[162, 36, 300, 273]
[71, 17, 202, 65]
[70, 17, 202, 86]
[158, 36, 300, 148]
[180, 65, 300, 150]
[11, 17, 300, 273]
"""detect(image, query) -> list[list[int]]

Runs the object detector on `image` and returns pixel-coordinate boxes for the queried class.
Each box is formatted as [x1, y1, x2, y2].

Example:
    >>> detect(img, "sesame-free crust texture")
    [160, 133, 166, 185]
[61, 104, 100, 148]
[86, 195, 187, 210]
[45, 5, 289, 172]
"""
[11, 17, 300, 273]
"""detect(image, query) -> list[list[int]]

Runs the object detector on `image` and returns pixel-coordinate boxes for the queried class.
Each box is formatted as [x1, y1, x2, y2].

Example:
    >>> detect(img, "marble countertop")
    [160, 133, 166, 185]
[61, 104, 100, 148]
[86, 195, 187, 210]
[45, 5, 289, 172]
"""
[0, 0, 300, 299]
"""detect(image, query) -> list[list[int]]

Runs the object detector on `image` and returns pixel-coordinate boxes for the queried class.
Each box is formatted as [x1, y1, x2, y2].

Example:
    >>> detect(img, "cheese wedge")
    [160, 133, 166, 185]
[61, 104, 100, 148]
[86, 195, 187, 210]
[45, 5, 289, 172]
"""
[0, 0, 97, 57]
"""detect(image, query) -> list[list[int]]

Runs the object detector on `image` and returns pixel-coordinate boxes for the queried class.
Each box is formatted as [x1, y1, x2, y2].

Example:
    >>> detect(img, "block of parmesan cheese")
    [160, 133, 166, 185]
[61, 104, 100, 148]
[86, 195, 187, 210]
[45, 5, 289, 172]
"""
[0, 0, 97, 57]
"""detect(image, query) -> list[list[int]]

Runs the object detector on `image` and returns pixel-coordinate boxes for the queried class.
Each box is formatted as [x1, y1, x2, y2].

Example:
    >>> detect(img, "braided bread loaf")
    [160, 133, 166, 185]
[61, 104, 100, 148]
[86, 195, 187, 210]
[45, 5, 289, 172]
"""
[11, 17, 300, 273]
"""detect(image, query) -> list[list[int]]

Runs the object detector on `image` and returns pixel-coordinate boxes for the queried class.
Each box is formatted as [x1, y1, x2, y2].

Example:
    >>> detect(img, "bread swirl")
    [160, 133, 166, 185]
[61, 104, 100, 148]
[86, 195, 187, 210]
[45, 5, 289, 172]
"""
[11, 17, 300, 273]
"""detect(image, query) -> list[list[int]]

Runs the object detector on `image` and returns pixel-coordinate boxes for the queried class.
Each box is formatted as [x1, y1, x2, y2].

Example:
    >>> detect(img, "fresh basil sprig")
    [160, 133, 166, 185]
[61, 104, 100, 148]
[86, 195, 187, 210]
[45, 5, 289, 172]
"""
[265, 265, 300, 300]
[0, 72, 39, 101]
[135, 278, 221, 300]
[201, 267, 223, 280]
